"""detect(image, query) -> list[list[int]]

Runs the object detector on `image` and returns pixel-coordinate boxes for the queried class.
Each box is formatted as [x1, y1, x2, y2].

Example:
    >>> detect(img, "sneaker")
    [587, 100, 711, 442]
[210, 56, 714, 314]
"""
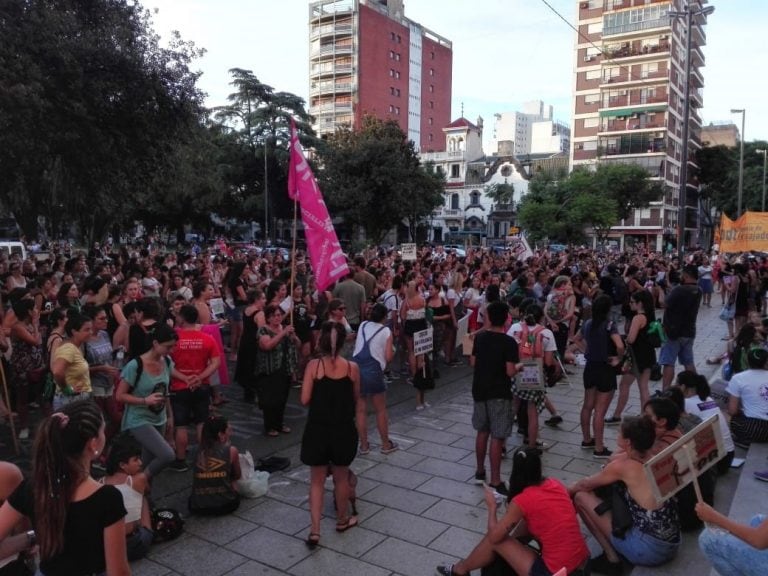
[581, 439, 596, 449]
[593, 448, 613, 459]
[168, 459, 189, 472]
[604, 416, 621, 426]
[589, 553, 623, 575]
[544, 415, 563, 427]
[474, 470, 486, 485]
[489, 482, 509, 498]
[416, 403, 426, 411]
[18, 428, 29, 440]
[436, 564, 458, 576]
[754, 470, 768, 482]
[380, 441, 399, 455]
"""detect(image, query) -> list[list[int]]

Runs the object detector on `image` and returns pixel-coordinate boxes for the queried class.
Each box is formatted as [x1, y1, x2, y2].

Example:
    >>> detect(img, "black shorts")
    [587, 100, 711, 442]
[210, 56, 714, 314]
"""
[583, 362, 617, 393]
[171, 387, 211, 426]
[404, 318, 428, 337]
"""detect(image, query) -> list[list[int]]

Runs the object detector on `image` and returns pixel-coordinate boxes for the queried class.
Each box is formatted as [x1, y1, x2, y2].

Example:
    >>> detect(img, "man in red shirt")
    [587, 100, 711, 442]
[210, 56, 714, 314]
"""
[169, 305, 221, 471]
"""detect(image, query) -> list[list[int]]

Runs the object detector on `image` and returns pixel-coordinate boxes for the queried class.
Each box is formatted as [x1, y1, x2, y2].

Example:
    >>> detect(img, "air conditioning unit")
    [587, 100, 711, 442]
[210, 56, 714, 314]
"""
[584, 55, 594, 62]
[581, 2, 589, 8]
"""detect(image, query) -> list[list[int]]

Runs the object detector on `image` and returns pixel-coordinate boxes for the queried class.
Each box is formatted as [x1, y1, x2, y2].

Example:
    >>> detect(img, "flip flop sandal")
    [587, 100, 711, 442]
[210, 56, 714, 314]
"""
[335, 516, 358, 532]
[305, 533, 320, 548]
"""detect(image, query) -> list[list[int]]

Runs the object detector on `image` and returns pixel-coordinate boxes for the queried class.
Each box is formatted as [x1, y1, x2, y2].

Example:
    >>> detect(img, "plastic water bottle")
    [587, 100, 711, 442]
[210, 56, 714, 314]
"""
[113, 346, 125, 369]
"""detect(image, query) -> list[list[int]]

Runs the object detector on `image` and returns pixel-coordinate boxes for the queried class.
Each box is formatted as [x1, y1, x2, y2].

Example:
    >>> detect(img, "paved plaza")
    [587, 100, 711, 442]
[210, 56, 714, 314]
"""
[5, 303, 751, 576]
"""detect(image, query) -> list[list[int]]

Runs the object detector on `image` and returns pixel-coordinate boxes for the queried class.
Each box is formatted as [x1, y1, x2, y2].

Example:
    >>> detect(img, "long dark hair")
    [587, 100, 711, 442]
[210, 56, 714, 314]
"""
[631, 289, 655, 318]
[677, 370, 710, 401]
[507, 447, 544, 500]
[200, 415, 229, 454]
[317, 321, 346, 359]
[591, 294, 612, 327]
[33, 400, 103, 560]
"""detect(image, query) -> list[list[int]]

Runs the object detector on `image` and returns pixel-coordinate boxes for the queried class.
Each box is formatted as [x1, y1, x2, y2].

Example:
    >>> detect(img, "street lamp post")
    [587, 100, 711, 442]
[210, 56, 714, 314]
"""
[757, 149, 768, 212]
[669, 4, 715, 262]
[731, 108, 746, 218]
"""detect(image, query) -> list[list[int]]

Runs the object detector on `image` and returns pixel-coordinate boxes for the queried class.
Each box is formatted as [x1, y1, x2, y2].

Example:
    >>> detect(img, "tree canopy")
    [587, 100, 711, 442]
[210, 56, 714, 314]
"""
[316, 116, 444, 244]
[0, 0, 207, 241]
[518, 163, 659, 244]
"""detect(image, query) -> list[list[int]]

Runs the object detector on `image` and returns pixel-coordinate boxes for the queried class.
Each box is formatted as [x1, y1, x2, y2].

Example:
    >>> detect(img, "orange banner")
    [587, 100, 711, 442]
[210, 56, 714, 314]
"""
[718, 212, 768, 253]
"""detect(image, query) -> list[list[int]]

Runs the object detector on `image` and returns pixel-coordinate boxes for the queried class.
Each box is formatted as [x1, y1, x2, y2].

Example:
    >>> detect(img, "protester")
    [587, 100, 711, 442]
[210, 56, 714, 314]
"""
[726, 347, 768, 449]
[436, 448, 589, 576]
[51, 313, 94, 411]
[470, 301, 520, 495]
[300, 321, 360, 548]
[660, 265, 702, 389]
[696, 501, 768, 576]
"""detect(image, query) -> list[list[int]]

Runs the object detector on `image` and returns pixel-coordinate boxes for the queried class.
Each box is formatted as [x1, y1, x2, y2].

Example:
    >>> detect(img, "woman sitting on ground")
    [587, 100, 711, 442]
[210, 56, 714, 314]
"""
[696, 501, 768, 576]
[101, 432, 154, 560]
[570, 416, 681, 574]
[189, 415, 242, 516]
[436, 447, 589, 576]
[726, 347, 768, 448]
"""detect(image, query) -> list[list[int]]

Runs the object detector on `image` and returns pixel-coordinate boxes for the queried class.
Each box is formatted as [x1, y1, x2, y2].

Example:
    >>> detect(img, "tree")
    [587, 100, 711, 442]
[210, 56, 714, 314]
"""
[0, 0, 206, 241]
[317, 116, 444, 244]
[592, 163, 663, 222]
[484, 181, 515, 205]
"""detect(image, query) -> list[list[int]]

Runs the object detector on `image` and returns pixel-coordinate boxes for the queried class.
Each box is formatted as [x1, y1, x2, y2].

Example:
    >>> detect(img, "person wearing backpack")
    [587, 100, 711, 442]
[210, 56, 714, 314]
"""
[352, 304, 397, 455]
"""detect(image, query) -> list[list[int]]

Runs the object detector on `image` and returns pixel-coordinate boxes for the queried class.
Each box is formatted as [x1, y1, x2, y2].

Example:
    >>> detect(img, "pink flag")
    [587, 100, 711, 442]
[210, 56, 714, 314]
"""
[288, 119, 349, 291]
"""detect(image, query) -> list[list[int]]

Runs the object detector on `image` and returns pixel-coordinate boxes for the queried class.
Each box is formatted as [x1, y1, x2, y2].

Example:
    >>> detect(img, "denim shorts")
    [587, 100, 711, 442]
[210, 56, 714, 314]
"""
[610, 527, 680, 566]
[658, 337, 695, 367]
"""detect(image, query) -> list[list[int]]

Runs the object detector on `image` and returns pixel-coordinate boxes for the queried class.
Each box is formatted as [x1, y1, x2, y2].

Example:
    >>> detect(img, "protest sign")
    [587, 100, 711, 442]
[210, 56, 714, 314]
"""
[455, 312, 472, 349]
[401, 243, 417, 261]
[413, 326, 433, 355]
[516, 359, 546, 391]
[209, 297, 226, 319]
[644, 414, 725, 504]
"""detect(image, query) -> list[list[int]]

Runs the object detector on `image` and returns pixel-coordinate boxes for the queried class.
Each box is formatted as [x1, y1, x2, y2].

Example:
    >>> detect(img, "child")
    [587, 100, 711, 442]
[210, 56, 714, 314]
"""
[100, 433, 154, 561]
[188, 415, 242, 515]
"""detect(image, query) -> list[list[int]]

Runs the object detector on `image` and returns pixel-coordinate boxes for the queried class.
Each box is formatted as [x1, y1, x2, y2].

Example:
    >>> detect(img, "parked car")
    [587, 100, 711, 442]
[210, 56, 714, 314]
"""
[442, 244, 467, 258]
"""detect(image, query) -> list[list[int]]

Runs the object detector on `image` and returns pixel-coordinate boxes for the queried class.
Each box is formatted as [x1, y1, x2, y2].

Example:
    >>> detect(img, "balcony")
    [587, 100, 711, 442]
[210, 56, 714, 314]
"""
[310, 102, 352, 114]
[420, 150, 466, 163]
[310, 1, 353, 23]
[602, 41, 670, 61]
[602, 93, 668, 108]
[599, 120, 665, 134]
[599, 133, 667, 156]
[310, 22, 353, 39]
[603, 17, 670, 38]
[310, 44, 354, 59]
[433, 208, 462, 219]
[601, 69, 667, 85]
[310, 81, 353, 96]
[310, 64, 353, 79]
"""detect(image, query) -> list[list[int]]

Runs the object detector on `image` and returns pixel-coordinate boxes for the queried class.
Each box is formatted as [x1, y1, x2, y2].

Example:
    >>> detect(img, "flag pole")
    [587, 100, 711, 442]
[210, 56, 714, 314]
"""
[0, 358, 20, 455]
[290, 198, 298, 324]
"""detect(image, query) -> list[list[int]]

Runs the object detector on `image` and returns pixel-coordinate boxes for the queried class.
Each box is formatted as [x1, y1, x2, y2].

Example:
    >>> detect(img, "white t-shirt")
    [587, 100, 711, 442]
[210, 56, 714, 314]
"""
[353, 321, 392, 370]
[507, 322, 557, 353]
[684, 396, 736, 453]
[725, 369, 768, 420]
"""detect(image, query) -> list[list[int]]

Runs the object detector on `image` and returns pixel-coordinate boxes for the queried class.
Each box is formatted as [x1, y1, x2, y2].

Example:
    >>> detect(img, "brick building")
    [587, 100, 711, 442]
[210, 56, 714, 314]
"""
[308, 0, 452, 151]
[570, 0, 712, 251]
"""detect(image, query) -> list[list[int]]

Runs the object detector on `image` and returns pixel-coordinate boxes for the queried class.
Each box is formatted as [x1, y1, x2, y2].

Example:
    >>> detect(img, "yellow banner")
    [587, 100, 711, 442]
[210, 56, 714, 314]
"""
[719, 212, 768, 253]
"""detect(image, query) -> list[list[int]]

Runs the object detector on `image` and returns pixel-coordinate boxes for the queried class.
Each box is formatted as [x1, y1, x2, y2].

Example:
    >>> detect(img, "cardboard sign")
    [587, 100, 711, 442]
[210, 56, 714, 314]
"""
[401, 243, 417, 261]
[517, 359, 545, 391]
[455, 312, 472, 351]
[209, 297, 226, 319]
[413, 326, 433, 355]
[644, 414, 725, 504]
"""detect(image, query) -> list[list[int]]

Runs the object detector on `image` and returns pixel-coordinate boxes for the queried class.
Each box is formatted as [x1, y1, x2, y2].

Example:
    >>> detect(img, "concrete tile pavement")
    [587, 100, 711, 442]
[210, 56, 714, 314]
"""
[136, 303, 739, 576]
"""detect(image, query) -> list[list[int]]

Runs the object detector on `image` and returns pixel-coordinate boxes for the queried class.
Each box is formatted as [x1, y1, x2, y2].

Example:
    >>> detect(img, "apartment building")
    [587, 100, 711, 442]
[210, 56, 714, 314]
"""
[493, 101, 571, 156]
[570, 0, 711, 251]
[308, 0, 452, 151]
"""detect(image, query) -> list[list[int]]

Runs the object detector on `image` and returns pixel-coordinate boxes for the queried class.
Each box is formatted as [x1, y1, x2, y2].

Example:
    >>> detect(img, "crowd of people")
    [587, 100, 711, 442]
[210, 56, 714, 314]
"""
[0, 240, 765, 574]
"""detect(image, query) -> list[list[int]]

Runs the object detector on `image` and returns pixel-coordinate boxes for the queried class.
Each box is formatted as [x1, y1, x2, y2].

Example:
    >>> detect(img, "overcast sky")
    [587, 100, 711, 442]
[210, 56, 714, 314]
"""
[147, 0, 767, 148]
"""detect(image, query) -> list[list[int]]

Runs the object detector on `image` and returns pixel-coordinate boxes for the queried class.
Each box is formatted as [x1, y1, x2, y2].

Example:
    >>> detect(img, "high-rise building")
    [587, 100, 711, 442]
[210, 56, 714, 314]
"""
[700, 122, 739, 148]
[308, 0, 452, 151]
[492, 101, 570, 157]
[570, 0, 711, 251]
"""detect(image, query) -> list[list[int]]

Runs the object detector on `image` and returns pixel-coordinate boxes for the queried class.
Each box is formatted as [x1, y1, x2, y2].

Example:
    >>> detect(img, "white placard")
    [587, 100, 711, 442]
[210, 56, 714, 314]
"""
[401, 243, 417, 261]
[644, 414, 725, 504]
[517, 359, 545, 391]
[454, 312, 472, 349]
[413, 326, 433, 355]
[209, 297, 226, 319]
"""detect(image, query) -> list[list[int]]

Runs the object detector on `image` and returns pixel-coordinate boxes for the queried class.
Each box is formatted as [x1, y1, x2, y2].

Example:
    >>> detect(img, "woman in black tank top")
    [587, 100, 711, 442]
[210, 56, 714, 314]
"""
[299, 321, 360, 549]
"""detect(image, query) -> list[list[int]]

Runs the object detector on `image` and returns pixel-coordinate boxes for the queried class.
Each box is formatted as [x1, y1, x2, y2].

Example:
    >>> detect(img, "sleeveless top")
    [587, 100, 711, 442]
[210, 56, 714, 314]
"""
[307, 359, 355, 426]
[100, 475, 143, 523]
[619, 483, 680, 543]
[427, 298, 450, 324]
[189, 442, 239, 513]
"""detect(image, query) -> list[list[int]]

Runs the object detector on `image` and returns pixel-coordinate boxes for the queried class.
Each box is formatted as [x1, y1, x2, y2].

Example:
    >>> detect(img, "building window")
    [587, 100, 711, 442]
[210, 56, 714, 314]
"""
[395, 106, 400, 115]
[429, 68, 434, 76]
[585, 69, 601, 80]
[500, 165, 512, 177]
[389, 105, 394, 113]
[390, 32, 396, 41]
[429, 84, 434, 93]
[587, 22, 602, 34]
[451, 194, 459, 210]
[431, 51, 435, 59]
[389, 50, 395, 59]
[396, 88, 401, 97]
[389, 69, 395, 77]
[584, 93, 601, 104]
[583, 117, 599, 128]
[395, 53, 401, 61]
[470, 191, 481, 205]
[396, 34, 401, 43]
[450, 164, 460, 178]
[583, 140, 598, 151]
[390, 87, 395, 95]
[395, 71, 400, 79]
[429, 101, 434, 109]
[428, 118, 433, 125]
[429, 134, 434, 142]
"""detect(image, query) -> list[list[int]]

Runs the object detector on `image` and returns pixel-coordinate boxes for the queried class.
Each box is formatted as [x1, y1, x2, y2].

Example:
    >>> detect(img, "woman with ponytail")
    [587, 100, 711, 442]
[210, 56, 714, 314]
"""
[300, 321, 360, 549]
[0, 399, 130, 575]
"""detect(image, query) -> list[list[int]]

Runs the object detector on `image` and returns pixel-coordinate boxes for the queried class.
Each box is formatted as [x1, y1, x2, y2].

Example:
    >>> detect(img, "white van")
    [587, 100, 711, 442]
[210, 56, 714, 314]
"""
[0, 242, 28, 261]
